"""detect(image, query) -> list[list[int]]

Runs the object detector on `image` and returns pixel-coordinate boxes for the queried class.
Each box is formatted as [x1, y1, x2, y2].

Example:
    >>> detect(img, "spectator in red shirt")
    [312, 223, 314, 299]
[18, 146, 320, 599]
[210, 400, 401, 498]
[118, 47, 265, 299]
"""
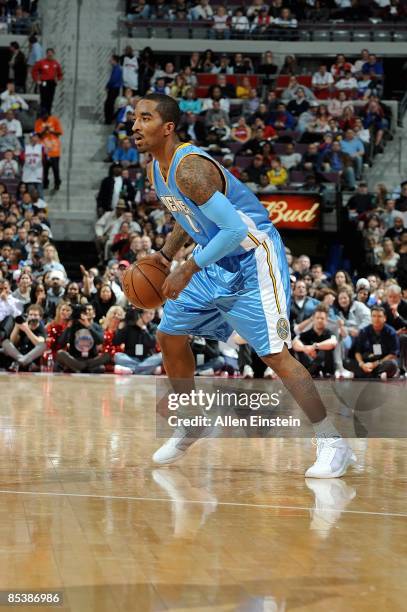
[32, 48, 63, 114]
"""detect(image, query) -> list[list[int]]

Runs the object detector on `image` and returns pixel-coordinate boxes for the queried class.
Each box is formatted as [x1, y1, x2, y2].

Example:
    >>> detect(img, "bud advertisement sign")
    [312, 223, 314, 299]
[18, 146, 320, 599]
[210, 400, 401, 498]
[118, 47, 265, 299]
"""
[258, 194, 321, 230]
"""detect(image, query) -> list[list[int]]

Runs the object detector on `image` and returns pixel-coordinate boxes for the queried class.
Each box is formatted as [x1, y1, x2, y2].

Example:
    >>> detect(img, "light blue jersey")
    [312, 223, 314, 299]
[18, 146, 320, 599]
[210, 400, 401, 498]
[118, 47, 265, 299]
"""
[153, 143, 292, 356]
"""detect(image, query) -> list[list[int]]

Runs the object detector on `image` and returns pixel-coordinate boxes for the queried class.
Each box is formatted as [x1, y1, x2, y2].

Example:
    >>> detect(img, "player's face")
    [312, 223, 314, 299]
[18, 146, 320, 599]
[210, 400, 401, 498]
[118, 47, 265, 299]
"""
[132, 100, 174, 154]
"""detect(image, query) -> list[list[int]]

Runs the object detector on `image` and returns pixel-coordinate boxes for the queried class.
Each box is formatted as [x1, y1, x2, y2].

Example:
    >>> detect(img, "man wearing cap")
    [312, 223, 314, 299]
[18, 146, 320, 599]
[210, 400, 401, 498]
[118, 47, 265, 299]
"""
[45, 270, 66, 319]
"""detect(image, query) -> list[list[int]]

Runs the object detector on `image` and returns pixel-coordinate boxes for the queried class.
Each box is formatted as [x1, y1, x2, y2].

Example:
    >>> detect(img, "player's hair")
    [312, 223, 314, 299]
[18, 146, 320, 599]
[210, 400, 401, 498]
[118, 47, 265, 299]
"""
[314, 304, 329, 316]
[142, 93, 181, 128]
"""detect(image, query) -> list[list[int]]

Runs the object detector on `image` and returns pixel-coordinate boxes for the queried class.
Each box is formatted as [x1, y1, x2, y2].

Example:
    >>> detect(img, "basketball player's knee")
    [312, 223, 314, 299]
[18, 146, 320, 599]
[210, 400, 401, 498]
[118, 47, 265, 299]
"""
[262, 345, 292, 371]
[156, 331, 189, 355]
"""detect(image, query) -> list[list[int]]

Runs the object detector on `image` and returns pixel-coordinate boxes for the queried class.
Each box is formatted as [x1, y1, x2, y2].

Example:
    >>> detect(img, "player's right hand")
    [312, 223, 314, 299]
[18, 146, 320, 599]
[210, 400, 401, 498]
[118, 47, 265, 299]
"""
[139, 251, 171, 270]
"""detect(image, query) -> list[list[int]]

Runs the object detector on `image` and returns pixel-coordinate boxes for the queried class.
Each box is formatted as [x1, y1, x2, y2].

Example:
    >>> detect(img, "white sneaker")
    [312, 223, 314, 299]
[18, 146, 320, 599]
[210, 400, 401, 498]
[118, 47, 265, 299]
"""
[263, 367, 275, 379]
[114, 365, 133, 375]
[153, 429, 202, 465]
[243, 365, 254, 379]
[197, 367, 214, 376]
[305, 437, 357, 478]
[380, 372, 387, 381]
[335, 368, 354, 379]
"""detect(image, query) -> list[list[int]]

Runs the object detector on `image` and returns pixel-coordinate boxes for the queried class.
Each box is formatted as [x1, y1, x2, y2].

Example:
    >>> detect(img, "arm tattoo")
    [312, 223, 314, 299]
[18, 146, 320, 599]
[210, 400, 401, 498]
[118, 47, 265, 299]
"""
[176, 155, 224, 205]
[162, 222, 190, 259]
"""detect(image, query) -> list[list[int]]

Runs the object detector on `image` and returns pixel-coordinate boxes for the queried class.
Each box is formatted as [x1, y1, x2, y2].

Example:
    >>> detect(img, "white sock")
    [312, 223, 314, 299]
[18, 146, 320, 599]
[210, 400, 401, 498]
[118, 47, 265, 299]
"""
[312, 416, 341, 439]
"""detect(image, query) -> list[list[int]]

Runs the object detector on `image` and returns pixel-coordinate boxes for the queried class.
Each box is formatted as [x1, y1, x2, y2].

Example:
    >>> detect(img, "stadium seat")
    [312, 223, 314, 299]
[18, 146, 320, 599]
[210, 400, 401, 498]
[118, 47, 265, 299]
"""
[313, 31, 331, 42]
[352, 31, 371, 43]
[373, 31, 391, 42]
[332, 30, 351, 42]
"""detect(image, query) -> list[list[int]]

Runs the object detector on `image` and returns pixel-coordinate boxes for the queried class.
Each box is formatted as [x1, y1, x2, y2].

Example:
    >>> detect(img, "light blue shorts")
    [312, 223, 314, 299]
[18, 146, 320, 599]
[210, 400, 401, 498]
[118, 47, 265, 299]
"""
[158, 232, 291, 356]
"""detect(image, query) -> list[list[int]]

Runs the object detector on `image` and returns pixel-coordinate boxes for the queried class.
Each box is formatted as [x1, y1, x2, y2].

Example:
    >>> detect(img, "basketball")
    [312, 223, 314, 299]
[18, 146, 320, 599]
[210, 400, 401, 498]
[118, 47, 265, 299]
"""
[122, 256, 169, 309]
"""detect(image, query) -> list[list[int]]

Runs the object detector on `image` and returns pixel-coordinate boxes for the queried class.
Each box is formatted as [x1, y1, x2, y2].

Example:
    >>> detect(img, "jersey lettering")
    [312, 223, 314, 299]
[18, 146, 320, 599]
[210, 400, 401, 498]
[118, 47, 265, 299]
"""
[160, 195, 201, 233]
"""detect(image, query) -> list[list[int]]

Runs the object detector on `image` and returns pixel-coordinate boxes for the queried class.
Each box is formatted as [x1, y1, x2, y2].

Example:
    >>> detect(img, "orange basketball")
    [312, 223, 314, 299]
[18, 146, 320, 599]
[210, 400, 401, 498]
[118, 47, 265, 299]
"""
[122, 257, 169, 309]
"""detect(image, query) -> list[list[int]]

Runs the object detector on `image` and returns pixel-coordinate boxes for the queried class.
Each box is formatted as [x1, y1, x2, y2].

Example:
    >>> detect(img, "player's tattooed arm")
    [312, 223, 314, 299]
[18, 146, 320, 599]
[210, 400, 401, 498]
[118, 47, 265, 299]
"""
[161, 222, 190, 260]
[176, 155, 224, 205]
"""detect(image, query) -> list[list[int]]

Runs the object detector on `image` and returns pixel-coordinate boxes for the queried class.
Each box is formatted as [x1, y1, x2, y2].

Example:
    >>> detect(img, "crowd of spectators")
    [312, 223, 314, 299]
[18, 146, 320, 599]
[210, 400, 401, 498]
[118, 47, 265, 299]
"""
[0, 0, 40, 35]
[0, 35, 64, 203]
[102, 47, 391, 198]
[123, 0, 407, 39]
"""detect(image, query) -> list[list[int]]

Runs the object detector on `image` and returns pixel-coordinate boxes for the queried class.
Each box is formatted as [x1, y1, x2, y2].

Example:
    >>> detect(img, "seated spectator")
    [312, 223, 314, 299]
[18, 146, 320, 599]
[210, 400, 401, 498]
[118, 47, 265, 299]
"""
[2, 303, 47, 371]
[127, 0, 151, 20]
[384, 215, 405, 247]
[362, 54, 384, 86]
[297, 101, 319, 133]
[202, 86, 230, 114]
[354, 49, 370, 76]
[0, 109, 23, 140]
[383, 284, 407, 374]
[0, 150, 20, 179]
[321, 141, 356, 190]
[91, 283, 117, 322]
[96, 164, 136, 216]
[113, 308, 162, 375]
[12, 271, 32, 308]
[101, 305, 125, 364]
[65, 281, 87, 308]
[179, 88, 202, 115]
[238, 126, 267, 156]
[209, 74, 236, 99]
[246, 154, 267, 185]
[344, 306, 399, 379]
[312, 65, 334, 93]
[357, 73, 375, 99]
[231, 116, 251, 143]
[280, 142, 302, 170]
[336, 70, 358, 92]
[328, 92, 353, 119]
[302, 143, 319, 173]
[231, 9, 250, 35]
[267, 157, 288, 188]
[242, 88, 260, 117]
[45, 269, 66, 319]
[112, 136, 139, 167]
[151, 77, 170, 96]
[380, 237, 400, 278]
[56, 304, 109, 373]
[46, 301, 73, 359]
[273, 7, 298, 28]
[236, 76, 252, 99]
[330, 54, 354, 82]
[0, 80, 29, 112]
[204, 99, 230, 127]
[287, 88, 309, 117]
[293, 306, 337, 377]
[269, 103, 296, 130]
[189, 0, 214, 20]
[211, 6, 230, 39]
[251, 7, 273, 36]
[347, 181, 375, 215]
[340, 130, 364, 182]
[0, 278, 22, 342]
[42, 243, 66, 277]
[255, 173, 276, 194]
[334, 286, 372, 377]
[282, 76, 314, 103]
[362, 99, 386, 153]
[0, 123, 21, 155]
[395, 181, 407, 213]
[21, 132, 45, 197]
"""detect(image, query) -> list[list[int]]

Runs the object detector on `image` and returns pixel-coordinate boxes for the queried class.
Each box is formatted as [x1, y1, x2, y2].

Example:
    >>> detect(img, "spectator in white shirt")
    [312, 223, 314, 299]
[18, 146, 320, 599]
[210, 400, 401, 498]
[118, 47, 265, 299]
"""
[0, 279, 22, 343]
[312, 65, 334, 92]
[336, 70, 358, 91]
[0, 110, 23, 139]
[231, 8, 250, 32]
[354, 49, 370, 75]
[189, 0, 214, 20]
[211, 6, 230, 38]
[274, 8, 298, 27]
[0, 150, 20, 179]
[0, 81, 29, 113]
[280, 142, 302, 170]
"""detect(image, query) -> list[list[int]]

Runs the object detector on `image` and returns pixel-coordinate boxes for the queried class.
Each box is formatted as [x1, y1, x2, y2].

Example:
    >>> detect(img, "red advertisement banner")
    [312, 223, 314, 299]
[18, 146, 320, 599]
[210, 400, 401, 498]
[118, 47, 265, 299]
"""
[258, 193, 321, 230]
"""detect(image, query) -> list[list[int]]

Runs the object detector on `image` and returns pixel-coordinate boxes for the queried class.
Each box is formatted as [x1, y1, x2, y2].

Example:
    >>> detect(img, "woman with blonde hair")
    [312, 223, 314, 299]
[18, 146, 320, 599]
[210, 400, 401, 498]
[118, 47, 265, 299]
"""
[101, 305, 125, 364]
[46, 301, 73, 358]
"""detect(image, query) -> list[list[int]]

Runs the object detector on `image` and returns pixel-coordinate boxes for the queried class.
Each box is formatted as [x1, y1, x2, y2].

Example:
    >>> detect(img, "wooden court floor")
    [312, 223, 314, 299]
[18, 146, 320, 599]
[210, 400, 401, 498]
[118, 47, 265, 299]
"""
[0, 374, 405, 612]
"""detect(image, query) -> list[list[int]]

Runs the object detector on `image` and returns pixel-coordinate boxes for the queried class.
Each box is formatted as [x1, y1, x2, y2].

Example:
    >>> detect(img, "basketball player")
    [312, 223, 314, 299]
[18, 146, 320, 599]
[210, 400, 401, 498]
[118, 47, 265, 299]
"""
[133, 94, 356, 478]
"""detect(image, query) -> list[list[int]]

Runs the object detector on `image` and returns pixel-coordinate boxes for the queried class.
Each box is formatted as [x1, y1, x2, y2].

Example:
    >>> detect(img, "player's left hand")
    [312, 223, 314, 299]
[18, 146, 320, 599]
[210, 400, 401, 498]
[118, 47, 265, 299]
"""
[162, 259, 200, 300]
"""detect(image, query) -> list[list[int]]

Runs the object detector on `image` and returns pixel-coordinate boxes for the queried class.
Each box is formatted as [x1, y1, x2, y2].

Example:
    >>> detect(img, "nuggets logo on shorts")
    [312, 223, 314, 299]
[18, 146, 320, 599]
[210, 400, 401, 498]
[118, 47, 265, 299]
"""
[276, 317, 290, 341]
